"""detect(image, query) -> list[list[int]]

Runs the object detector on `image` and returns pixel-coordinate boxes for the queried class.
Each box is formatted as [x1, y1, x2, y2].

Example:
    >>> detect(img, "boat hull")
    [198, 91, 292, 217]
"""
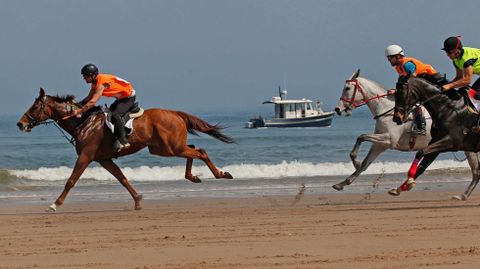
[247, 112, 334, 128]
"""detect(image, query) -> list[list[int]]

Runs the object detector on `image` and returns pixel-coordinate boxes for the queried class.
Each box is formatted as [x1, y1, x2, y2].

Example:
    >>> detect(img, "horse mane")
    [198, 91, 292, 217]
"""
[360, 77, 387, 90]
[410, 77, 441, 91]
[50, 94, 77, 103]
[409, 77, 464, 110]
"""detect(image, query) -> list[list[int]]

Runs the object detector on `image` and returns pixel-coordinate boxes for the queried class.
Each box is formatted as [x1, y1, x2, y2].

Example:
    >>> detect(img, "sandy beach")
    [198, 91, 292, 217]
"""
[1, 189, 480, 269]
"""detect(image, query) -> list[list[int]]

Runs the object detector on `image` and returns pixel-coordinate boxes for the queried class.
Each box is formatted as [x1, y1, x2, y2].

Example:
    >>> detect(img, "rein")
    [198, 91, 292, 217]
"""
[403, 89, 441, 116]
[41, 120, 76, 147]
[373, 108, 395, 120]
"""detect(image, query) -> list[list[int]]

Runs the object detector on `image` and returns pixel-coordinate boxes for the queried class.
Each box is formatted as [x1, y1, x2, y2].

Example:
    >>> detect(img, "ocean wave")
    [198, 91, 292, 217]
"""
[3, 159, 471, 182]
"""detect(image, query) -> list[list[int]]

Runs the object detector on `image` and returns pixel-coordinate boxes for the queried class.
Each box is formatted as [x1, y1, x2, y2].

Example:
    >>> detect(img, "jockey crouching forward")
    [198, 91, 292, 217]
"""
[63, 64, 136, 152]
[385, 44, 446, 135]
[441, 36, 480, 100]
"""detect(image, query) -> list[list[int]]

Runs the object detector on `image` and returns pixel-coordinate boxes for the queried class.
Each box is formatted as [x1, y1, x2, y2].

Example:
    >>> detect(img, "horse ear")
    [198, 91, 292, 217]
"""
[39, 88, 45, 97]
[349, 69, 360, 80]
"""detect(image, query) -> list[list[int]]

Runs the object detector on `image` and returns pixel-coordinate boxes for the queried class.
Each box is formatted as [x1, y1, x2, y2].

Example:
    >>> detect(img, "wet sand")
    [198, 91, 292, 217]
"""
[1, 189, 480, 269]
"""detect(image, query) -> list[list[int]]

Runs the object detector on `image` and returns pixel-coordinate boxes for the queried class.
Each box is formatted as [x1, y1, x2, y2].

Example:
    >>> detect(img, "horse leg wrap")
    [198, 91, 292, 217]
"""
[408, 159, 420, 179]
[399, 159, 420, 191]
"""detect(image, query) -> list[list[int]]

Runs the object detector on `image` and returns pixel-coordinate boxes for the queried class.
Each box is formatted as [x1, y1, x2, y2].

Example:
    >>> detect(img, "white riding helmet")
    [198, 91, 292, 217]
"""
[385, 45, 404, 57]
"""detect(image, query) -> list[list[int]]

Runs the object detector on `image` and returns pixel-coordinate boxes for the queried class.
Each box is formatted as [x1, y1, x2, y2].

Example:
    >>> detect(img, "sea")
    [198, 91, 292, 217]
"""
[0, 108, 473, 205]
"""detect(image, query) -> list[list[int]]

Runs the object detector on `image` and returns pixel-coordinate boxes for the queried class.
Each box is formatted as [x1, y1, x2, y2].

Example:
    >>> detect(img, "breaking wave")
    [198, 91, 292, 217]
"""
[2, 159, 471, 182]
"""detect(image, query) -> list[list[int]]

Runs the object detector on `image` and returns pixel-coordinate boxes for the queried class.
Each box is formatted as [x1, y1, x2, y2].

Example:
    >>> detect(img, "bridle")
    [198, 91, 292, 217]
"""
[340, 78, 391, 109]
[23, 95, 78, 146]
[24, 96, 48, 128]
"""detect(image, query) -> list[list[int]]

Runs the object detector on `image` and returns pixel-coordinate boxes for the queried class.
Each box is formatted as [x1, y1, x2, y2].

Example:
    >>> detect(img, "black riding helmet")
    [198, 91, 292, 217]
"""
[81, 64, 99, 76]
[442, 36, 463, 51]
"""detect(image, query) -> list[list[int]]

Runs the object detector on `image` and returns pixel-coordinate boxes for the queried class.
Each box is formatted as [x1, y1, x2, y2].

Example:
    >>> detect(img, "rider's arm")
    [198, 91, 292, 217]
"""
[80, 84, 105, 113]
[62, 84, 105, 120]
[70, 84, 104, 117]
[79, 90, 93, 105]
[443, 66, 473, 91]
[403, 61, 416, 76]
[443, 59, 477, 91]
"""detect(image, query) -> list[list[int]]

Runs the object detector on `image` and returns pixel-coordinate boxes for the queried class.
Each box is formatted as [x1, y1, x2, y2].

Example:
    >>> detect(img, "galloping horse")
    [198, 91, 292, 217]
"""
[17, 88, 235, 211]
[334, 70, 479, 200]
[393, 77, 480, 198]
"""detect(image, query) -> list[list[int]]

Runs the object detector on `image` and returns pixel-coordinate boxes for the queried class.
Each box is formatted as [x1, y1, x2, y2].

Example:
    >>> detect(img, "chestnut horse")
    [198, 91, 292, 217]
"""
[17, 88, 235, 212]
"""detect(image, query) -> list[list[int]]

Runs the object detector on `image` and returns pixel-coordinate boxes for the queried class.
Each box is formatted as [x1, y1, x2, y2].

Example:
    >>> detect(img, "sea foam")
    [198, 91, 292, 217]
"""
[7, 159, 471, 182]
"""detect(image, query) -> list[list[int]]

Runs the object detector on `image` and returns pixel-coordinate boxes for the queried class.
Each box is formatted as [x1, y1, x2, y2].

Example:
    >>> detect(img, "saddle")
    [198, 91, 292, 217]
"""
[461, 87, 480, 114]
[105, 103, 144, 135]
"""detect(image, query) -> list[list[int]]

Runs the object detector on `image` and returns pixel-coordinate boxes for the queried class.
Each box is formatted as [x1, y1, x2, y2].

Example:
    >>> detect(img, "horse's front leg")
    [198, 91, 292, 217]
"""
[48, 154, 92, 212]
[349, 133, 391, 170]
[333, 144, 387, 191]
[99, 159, 143, 210]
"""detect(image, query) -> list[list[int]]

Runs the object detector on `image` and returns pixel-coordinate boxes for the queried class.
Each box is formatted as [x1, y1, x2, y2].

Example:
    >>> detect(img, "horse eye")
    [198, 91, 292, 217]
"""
[344, 86, 350, 91]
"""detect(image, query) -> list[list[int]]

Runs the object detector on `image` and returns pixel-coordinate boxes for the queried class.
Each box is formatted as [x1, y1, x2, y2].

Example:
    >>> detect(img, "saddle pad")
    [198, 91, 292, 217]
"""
[104, 113, 134, 135]
[468, 89, 480, 111]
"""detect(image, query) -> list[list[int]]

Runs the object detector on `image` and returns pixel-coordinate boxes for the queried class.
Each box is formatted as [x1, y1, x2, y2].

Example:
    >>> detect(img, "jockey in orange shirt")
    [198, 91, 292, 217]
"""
[64, 64, 136, 152]
[385, 45, 444, 135]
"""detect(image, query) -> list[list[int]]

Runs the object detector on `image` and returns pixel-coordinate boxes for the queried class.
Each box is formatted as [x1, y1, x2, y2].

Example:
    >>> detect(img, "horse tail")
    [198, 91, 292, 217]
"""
[176, 111, 235, 144]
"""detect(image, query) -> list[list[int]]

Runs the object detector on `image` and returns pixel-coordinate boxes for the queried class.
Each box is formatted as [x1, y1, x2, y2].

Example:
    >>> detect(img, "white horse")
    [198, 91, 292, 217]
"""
[333, 69, 479, 200]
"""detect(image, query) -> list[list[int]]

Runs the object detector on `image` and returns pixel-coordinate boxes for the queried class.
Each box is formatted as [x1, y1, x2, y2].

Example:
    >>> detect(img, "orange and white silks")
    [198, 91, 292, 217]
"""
[395, 57, 437, 77]
[94, 74, 134, 99]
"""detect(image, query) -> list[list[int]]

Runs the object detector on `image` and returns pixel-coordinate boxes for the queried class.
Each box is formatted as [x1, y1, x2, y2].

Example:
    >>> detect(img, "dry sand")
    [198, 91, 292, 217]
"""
[1, 189, 480, 269]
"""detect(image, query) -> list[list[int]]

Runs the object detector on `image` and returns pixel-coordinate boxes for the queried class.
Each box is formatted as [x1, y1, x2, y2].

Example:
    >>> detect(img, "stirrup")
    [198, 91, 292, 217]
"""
[472, 126, 480, 134]
[113, 140, 131, 152]
[411, 126, 426, 135]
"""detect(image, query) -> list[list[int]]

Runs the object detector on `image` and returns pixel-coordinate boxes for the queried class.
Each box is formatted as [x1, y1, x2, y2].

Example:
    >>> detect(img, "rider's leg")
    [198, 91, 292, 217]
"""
[110, 96, 135, 151]
[412, 106, 426, 135]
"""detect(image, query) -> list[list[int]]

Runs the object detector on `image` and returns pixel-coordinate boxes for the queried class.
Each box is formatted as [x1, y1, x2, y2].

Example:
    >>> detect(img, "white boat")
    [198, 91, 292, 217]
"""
[246, 86, 334, 128]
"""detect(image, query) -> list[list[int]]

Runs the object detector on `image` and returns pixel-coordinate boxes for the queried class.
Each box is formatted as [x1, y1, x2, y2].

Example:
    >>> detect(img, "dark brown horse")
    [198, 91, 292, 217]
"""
[17, 88, 235, 212]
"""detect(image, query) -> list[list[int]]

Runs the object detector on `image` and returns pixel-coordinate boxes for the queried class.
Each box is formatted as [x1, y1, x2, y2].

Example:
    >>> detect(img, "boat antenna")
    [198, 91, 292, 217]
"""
[280, 74, 288, 100]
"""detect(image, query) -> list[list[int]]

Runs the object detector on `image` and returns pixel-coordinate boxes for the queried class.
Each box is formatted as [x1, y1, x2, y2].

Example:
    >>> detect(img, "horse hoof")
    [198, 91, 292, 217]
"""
[134, 194, 143, 210]
[222, 172, 233, 179]
[332, 184, 344, 191]
[388, 189, 401, 196]
[46, 203, 57, 212]
[452, 194, 467, 201]
[187, 176, 201, 183]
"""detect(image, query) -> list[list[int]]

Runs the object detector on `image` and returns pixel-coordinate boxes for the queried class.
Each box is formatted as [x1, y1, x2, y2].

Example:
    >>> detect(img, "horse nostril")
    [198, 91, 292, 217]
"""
[334, 107, 341, 115]
[16, 122, 23, 128]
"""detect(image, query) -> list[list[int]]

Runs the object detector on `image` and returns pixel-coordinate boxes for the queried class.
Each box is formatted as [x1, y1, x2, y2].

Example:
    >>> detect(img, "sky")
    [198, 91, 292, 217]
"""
[2, 0, 480, 116]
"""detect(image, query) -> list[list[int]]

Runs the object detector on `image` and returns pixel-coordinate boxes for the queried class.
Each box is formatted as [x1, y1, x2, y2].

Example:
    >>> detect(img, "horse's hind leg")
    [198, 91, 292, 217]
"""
[184, 145, 201, 183]
[453, 152, 480, 200]
[99, 159, 143, 210]
[349, 133, 391, 170]
[179, 146, 233, 179]
[389, 152, 439, 196]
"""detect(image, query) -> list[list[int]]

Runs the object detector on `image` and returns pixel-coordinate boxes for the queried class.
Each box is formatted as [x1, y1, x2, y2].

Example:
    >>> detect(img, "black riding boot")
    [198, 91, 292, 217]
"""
[112, 114, 130, 152]
[412, 107, 426, 135]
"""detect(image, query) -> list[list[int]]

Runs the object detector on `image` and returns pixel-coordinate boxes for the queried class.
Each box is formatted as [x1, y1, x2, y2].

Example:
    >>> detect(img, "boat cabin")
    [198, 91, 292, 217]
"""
[262, 87, 323, 119]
